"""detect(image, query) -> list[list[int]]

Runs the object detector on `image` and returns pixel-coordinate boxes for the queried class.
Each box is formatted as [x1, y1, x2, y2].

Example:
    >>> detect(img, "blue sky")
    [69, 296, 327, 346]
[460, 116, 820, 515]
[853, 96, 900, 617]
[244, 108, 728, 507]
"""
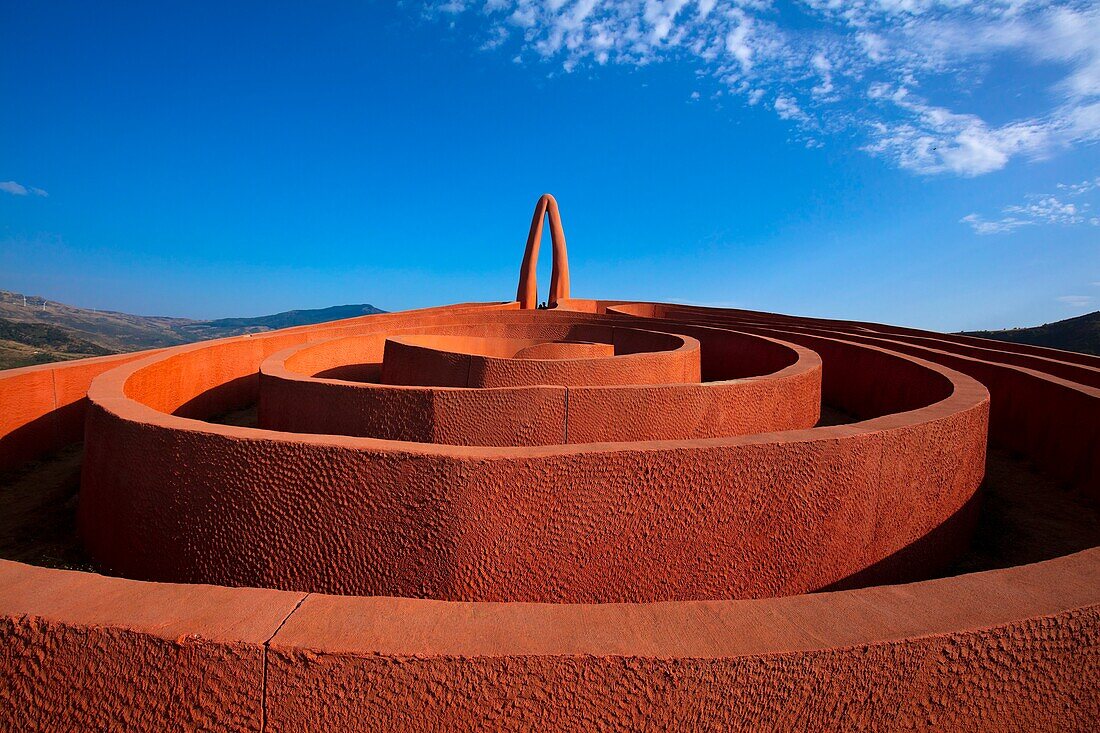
[2, 1, 1098, 331]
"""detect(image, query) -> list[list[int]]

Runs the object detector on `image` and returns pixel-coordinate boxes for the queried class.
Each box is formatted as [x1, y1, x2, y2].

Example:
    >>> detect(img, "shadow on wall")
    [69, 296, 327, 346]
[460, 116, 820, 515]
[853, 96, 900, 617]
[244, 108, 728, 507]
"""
[822, 489, 983, 593]
[172, 375, 258, 420]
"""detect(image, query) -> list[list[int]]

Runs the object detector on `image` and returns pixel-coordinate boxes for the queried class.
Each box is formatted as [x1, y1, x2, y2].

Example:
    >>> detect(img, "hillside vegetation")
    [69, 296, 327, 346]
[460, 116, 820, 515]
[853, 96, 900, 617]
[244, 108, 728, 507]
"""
[0, 290, 384, 370]
[961, 311, 1100, 357]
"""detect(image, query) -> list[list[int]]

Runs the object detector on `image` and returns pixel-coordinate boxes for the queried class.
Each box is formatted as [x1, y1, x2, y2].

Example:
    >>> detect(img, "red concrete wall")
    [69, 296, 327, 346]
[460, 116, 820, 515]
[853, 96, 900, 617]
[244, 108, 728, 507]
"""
[0, 560, 301, 732]
[513, 340, 612, 359]
[77, 309, 985, 602]
[1, 299, 1097, 729]
[263, 359, 570, 446]
[642, 304, 1100, 498]
[381, 326, 700, 388]
[3, 552, 1097, 731]
[262, 551, 1100, 731]
[0, 351, 158, 472]
[258, 326, 821, 445]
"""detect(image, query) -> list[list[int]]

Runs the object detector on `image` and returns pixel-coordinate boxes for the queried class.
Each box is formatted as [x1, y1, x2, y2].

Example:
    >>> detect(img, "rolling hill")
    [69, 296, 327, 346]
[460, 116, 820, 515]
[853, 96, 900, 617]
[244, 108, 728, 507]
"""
[0, 290, 384, 370]
[960, 311, 1100, 357]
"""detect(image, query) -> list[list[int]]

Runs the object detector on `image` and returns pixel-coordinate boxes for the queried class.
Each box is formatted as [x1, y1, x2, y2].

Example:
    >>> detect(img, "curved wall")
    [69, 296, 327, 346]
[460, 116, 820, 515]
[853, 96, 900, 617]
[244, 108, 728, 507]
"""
[258, 326, 822, 445]
[380, 325, 699, 388]
[1, 299, 1097, 730]
[632, 303, 1100, 498]
[77, 309, 986, 602]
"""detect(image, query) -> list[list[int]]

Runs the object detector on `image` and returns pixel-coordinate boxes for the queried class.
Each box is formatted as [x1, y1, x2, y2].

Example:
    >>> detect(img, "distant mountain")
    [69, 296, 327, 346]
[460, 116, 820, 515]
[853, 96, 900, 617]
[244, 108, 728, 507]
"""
[0, 290, 385, 370]
[960, 311, 1100, 357]
[179, 304, 387, 340]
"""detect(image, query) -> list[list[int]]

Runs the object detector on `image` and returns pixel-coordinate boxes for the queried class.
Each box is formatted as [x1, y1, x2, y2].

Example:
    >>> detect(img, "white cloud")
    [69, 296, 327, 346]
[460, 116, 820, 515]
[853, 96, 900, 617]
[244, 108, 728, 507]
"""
[862, 86, 1067, 176]
[1005, 196, 1085, 225]
[960, 213, 1032, 235]
[1056, 294, 1095, 308]
[724, 11, 755, 72]
[1058, 176, 1100, 196]
[439, 0, 1100, 176]
[857, 31, 888, 63]
[481, 25, 511, 50]
[433, 0, 468, 14]
[773, 93, 808, 122]
[1, 180, 48, 197]
[810, 51, 834, 98]
[963, 178, 1100, 233]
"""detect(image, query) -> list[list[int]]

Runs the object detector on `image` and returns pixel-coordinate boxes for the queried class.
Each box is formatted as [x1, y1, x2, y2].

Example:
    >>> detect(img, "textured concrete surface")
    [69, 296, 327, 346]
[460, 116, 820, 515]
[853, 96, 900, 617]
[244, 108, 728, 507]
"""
[380, 326, 700, 388]
[626, 303, 1100, 498]
[76, 307, 985, 601]
[0, 560, 304, 732]
[264, 549, 1100, 731]
[0, 292, 1097, 728]
[258, 324, 821, 445]
[513, 340, 613, 359]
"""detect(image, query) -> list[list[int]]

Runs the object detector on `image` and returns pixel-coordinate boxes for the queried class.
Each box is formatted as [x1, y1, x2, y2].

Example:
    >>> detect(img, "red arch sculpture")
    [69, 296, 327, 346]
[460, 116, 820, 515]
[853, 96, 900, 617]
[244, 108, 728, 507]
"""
[516, 193, 570, 309]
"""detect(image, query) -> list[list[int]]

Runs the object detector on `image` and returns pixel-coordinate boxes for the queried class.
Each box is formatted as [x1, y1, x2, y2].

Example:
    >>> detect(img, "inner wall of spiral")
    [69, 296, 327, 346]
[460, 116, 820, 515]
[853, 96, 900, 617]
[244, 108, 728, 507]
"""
[78, 306, 990, 603]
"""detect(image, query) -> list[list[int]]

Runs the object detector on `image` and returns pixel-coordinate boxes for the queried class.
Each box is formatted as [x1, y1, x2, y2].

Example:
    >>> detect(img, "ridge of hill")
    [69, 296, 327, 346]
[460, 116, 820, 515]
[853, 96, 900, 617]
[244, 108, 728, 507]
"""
[960, 310, 1100, 357]
[0, 290, 384, 369]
